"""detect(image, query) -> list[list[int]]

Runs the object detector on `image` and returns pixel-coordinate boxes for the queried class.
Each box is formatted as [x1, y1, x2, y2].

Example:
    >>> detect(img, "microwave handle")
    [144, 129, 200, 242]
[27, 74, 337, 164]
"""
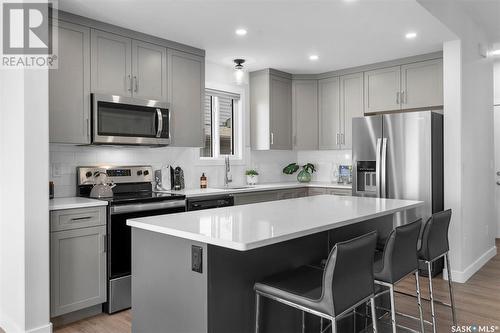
[156, 109, 163, 138]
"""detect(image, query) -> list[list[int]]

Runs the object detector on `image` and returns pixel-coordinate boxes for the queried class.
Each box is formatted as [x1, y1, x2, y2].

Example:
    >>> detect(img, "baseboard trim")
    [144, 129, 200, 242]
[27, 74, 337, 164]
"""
[445, 246, 497, 283]
[26, 323, 52, 333]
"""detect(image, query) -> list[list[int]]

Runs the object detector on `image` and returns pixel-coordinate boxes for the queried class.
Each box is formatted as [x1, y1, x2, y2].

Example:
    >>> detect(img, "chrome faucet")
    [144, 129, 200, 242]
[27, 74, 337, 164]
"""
[224, 156, 232, 187]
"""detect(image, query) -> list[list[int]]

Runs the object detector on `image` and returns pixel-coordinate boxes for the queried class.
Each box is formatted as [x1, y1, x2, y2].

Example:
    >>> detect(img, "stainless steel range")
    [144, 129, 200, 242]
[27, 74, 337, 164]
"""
[77, 165, 186, 314]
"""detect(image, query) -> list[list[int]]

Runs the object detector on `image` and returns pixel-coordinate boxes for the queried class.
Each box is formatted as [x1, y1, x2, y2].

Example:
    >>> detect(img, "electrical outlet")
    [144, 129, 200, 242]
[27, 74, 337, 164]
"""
[192, 245, 203, 273]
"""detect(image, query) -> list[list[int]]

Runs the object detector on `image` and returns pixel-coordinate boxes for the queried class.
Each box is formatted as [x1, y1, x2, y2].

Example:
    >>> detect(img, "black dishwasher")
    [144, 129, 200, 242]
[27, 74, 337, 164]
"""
[186, 195, 234, 211]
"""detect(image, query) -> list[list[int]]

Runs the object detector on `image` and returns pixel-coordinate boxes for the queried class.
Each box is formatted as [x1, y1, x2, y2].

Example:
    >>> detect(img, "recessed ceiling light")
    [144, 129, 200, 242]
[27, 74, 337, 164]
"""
[490, 49, 500, 56]
[235, 28, 247, 36]
[405, 32, 417, 39]
[309, 55, 319, 61]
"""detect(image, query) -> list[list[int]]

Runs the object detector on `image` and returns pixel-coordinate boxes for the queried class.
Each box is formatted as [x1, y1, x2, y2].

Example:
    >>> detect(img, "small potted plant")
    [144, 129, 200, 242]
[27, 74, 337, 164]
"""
[282, 163, 316, 183]
[245, 169, 259, 185]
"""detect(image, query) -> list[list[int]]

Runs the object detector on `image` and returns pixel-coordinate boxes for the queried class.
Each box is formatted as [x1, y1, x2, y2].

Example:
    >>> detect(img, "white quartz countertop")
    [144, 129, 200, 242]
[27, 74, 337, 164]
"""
[49, 197, 108, 211]
[163, 181, 352, 198]
[127, 195, 422, 251]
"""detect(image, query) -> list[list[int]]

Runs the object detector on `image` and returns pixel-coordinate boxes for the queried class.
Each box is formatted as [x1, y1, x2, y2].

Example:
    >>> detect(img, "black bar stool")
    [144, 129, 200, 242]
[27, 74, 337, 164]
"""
[254, 232, 378, 333]
[418, 209, 456, 332]
[372, 219, 424, 333]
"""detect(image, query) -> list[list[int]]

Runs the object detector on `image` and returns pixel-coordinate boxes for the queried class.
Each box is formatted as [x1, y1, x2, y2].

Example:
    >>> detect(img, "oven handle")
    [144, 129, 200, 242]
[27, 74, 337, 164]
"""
[110, 200, 186, 215]
[156, 108, 163, 138]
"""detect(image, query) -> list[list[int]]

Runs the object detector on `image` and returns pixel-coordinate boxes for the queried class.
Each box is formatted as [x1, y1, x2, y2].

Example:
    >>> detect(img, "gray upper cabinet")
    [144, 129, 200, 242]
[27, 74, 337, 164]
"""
[339, 72, 364, 149]
[49, 21, 90, 144]
[401, 59, 443, 109]
[132, 40, 167, 101]
[292, 79, 318, 150]
[91, 30, 132, 96]
[50, 207, 106, 317]
[168, 49, 204, 147]
[318, 77, 340, 149]
[250, 70, 293, 150]
[364, 66, 401, 114]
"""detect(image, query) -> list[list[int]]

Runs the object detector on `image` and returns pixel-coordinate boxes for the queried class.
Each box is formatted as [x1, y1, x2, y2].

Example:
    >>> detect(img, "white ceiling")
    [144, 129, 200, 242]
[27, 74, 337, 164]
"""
[59, 0, 455, 74]
[459, 0, 500, 44]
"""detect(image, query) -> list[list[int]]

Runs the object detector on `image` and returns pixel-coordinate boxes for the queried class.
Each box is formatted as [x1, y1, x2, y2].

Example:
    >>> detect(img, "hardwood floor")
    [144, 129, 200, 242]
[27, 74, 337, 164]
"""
[55, 240, 500, 333]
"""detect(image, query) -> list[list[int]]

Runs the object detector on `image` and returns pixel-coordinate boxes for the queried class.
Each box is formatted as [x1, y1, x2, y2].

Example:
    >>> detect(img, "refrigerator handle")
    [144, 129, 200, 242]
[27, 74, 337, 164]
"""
[376, 138, 382, 198]
[380, 138, 388, 198]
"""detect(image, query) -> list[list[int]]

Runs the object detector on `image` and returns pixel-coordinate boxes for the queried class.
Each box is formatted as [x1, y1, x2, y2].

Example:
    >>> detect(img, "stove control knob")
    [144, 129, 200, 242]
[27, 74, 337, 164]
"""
[137, 170, 143, 176]
[85, 171, 93, 178]
[143, 170, 149, 176]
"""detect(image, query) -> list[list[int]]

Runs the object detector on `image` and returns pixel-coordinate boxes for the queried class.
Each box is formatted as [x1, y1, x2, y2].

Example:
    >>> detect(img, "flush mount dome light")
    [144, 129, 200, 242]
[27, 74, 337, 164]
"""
[309, 55, 319, 61]
[234, 59, 245, 84]
[405, 32, 417, 39]
[490, 49, 500, 56]
[235, 28, 247, 36]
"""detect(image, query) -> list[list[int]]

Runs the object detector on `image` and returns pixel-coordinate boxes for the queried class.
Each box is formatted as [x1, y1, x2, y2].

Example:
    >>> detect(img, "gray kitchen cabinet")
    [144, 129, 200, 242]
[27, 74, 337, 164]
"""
[49, 20, 91, 144]
[132, 40, 168, 101]
[167, 49, 204, 147]
[292, 80, 318, 150]
[233, 191, 279, 205]
[339, 72, 364, 149]
[50, 207, 106, 317]
[364, 66, 401, 114]
[250, 69, 293, 150]
[401, 59, 443, 109]
[308, 187, 352, 196]
[91, 30, 132, 96]
[277, 188, 308, 200]
[318, 77, 341, 149]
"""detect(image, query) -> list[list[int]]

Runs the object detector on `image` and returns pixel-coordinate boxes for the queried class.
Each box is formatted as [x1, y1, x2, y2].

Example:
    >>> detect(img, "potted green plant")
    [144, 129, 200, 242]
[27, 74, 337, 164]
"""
[245, 169, 259, 185]
[282, 163, 316, 183]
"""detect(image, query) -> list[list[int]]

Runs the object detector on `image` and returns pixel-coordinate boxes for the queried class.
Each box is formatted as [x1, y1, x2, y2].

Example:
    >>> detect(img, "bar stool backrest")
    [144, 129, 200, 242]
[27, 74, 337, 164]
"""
[321, 231, 377, 317]
[420, 209, 452, 261]
[379, 219, 422, 283]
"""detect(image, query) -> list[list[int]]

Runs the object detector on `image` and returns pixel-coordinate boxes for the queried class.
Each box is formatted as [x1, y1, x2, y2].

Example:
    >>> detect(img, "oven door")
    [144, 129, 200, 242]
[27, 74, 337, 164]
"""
[106, 200, 185, 313]
[92, 93, 170, 146]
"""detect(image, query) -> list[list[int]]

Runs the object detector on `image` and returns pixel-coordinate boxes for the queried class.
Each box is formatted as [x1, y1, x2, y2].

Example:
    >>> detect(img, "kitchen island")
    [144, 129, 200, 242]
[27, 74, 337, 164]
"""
[128, 195, 423, 333]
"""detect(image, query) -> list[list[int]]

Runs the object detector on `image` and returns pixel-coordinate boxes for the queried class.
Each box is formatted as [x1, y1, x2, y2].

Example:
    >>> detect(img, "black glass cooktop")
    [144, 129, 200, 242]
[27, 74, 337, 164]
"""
[107, 191, 185, 204]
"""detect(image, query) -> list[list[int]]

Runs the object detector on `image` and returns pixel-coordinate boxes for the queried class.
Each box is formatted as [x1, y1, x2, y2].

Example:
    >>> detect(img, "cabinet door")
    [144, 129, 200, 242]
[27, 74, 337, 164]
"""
[270, 75, 293, 150]
[327, 188, 352, 196]
[49, 21, 90, 144]
[364, 66, 401, 113]
[340, 73, 364, 149]
[233, 191, 279, 205]
[292, 80, 318, 150]
[51, 226, 106, 317]
[168, 49, 204, 147]
[91, 30, 132, 96]
[132, 40, 167, 101]
[308, 188, 328, 196]
[318, 77, 340, 149]
[401, 59, 443, 109]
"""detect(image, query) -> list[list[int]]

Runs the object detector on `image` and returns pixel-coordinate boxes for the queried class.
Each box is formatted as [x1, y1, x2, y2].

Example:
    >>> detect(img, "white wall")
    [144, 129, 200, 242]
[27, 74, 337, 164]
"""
[0, 69, 51, 332]
[418, 0, 497, 282]
[493, 61, 500, 238]
[494, 61, 500, 106]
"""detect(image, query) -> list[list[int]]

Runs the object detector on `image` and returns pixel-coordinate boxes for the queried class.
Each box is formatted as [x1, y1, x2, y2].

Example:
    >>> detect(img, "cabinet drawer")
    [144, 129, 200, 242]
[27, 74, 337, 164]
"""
[50, 207, 106, 232]
[328, 188, 352, 196]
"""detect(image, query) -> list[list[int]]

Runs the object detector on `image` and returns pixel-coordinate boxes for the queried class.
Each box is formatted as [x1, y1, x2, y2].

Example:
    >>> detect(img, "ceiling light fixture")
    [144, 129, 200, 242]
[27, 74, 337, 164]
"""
[235, 28, 247, 36]
[490, 49, 500, 56]
[234, 59, 245, 85]
[405, 32, 417, 39]
[309, 55, 319, 61]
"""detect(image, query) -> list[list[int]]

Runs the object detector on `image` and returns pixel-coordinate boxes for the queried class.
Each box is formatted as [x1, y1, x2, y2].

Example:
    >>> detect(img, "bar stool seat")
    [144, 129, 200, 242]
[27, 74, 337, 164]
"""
[254, 265, 325, 315]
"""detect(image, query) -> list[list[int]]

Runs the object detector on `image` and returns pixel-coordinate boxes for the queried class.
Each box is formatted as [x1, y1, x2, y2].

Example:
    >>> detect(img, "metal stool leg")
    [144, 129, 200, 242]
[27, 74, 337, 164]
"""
[302, 311, 306, 333]
[370, 297, 378, 333]
[255, 293, 261, 333]
[415, 271, 425, 333]
[331, 319, 337, 333]
[389, 285, 397, 333]
[320, 317, 323, 333]
[427, 261, 437, 333]
[445, 253, 457, 325]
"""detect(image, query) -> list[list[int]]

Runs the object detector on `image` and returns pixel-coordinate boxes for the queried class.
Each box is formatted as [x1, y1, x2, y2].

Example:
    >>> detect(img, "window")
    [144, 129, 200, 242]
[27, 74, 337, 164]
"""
[201, 89, 241, 158]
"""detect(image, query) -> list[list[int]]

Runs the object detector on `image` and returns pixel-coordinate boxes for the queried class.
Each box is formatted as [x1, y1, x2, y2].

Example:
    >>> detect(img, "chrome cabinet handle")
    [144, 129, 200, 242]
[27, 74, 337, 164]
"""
[102, 234, 107, 253]
[134, 76, 138, 93]
[156, 109, 163, 137]
[127, 75, 132, 92]
[396, 92, 400, 105]
[270, 132, 274, 145]
[341, 133, 345, 145]
[402, 91, 407, 104]
[336, 133, 339, 146]
[380, 138, 388, 198]
[70, 216, 92, 221]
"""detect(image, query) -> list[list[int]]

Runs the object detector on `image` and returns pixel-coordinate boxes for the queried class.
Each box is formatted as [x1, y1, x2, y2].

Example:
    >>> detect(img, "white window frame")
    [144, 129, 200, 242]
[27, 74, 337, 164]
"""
[198, 86, 245, 165]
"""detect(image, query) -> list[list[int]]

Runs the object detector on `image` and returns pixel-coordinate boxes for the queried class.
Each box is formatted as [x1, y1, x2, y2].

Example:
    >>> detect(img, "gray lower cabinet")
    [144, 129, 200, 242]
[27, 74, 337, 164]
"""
[308, 187, 352, 196]
[49, 20, 91, 144]
[250, 69, 293, 150]
[292, 79, 318, 150]
[50, 207, 106, 317]
[167, 49, 204, 147]
[233, 188, 308, 205]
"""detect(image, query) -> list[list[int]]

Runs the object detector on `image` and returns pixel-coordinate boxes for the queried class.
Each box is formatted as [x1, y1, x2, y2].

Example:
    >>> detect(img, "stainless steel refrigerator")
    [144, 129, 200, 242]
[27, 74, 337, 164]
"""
[352, 111, 443, 226]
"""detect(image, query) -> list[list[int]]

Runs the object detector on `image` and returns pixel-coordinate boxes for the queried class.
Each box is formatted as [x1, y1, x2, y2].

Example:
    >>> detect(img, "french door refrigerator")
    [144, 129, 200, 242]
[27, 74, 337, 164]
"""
[352, 111, 444, 226]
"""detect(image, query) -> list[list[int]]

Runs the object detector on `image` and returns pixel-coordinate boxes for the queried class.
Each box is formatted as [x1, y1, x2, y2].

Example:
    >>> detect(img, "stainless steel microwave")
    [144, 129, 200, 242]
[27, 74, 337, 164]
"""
[91, 93, 171, 146]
